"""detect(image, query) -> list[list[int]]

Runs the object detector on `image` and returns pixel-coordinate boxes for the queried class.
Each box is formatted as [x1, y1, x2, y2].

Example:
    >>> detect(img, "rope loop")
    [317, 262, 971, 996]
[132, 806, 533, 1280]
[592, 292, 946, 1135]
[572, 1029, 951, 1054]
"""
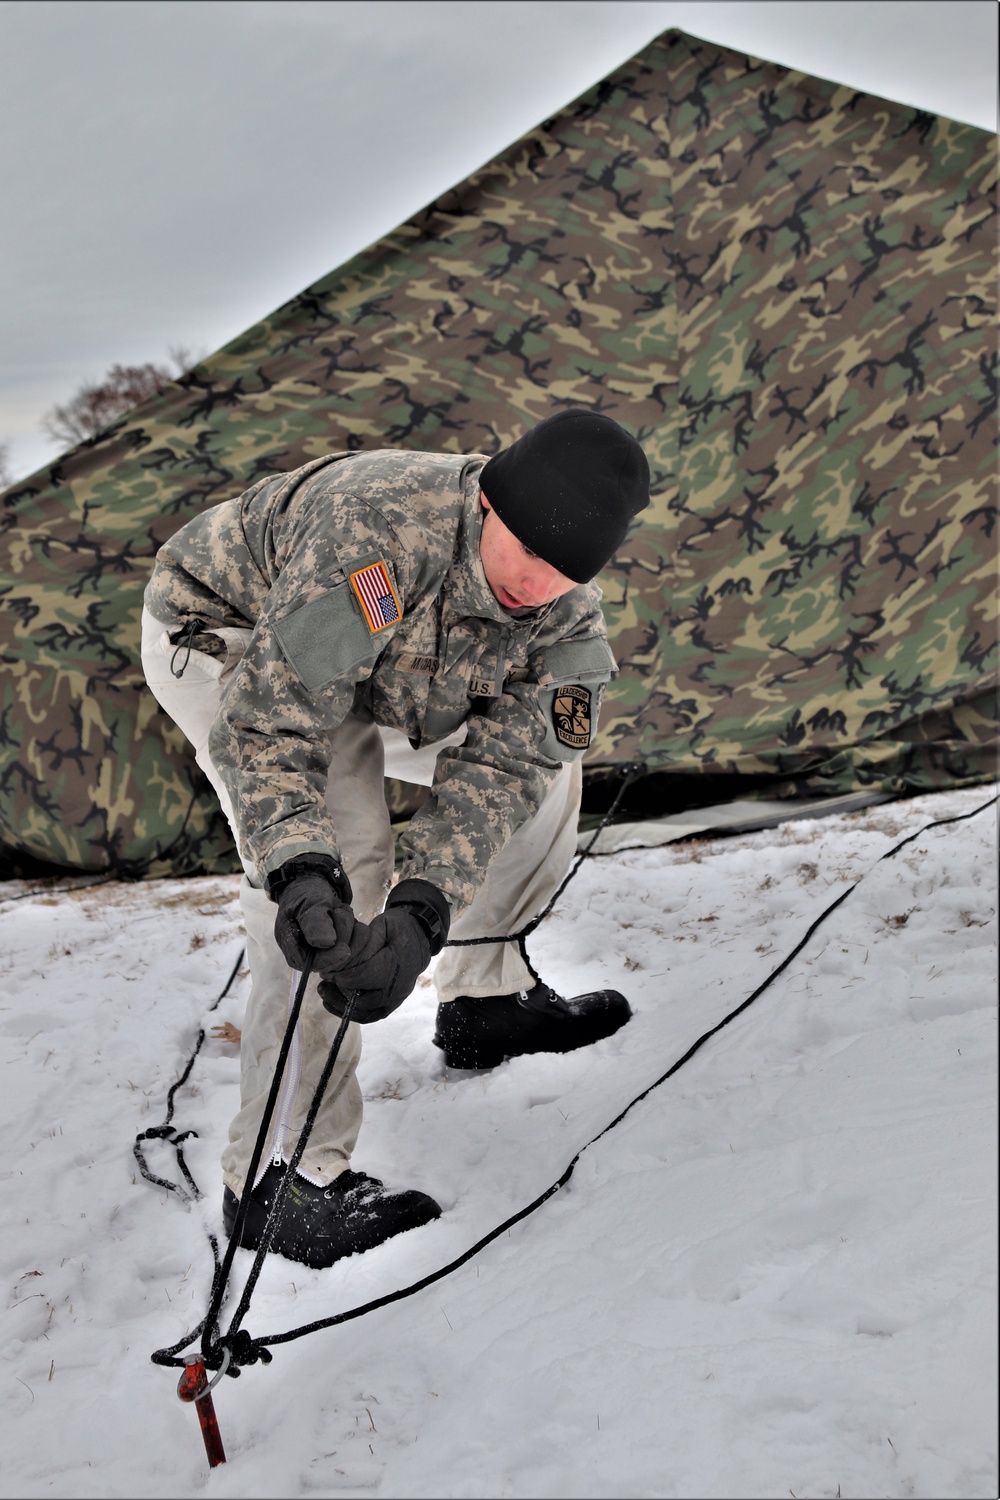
[134, 1125, 203, 1202]
[169, 619, 203, 679]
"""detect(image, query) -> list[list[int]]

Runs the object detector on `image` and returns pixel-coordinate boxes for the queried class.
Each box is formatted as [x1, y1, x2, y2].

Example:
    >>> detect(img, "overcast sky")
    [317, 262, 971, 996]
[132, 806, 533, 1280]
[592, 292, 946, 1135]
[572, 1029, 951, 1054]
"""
[1, 0, 996, 481]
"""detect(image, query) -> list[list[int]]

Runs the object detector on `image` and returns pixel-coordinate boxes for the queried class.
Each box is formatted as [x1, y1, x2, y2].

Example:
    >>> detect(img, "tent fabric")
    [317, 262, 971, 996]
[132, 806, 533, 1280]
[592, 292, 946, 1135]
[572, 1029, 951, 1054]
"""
[1, 28, 996, 877]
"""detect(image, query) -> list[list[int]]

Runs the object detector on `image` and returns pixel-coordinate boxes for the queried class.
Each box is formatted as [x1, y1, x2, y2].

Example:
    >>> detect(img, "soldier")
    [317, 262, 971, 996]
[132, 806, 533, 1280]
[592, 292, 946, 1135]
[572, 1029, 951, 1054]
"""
[141, 408, 649, 1269]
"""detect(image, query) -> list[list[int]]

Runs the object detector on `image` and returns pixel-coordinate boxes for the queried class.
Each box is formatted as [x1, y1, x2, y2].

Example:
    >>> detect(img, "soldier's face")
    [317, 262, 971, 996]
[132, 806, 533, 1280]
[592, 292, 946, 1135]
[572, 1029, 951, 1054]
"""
[479, 494, 578, 611]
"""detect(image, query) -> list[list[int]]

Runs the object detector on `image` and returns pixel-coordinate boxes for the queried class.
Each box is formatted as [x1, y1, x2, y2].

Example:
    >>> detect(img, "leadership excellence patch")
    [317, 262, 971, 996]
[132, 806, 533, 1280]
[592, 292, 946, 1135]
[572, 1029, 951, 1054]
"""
[349, 560, 402, 634]
[552, 684, 592, 749]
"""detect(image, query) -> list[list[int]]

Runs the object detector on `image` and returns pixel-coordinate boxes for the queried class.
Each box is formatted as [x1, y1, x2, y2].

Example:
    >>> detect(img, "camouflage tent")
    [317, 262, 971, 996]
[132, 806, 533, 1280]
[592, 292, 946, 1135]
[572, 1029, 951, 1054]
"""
[1, 27, 996, 877]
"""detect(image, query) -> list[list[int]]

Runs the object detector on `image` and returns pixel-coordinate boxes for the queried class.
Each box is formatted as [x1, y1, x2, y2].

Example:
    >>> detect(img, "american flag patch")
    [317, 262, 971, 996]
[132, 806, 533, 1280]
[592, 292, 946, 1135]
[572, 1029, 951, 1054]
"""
[349, 559, 402, 634]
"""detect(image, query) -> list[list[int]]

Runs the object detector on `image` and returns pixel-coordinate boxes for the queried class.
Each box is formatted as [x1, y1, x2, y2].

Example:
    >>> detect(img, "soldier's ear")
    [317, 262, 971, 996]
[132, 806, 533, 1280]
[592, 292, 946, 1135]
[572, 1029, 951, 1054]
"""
[480, 491, 493, 512]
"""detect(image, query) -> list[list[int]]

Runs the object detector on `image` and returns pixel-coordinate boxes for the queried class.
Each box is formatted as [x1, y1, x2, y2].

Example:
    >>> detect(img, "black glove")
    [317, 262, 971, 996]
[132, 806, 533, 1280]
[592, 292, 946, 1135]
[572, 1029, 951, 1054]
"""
[267, 855, 360, 974]
[320, 879, 451, 1024]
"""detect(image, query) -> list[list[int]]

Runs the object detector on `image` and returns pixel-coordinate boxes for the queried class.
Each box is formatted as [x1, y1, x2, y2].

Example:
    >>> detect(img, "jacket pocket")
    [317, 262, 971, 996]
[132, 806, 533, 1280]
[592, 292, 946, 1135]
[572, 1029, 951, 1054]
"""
[272, 584, 378, 692]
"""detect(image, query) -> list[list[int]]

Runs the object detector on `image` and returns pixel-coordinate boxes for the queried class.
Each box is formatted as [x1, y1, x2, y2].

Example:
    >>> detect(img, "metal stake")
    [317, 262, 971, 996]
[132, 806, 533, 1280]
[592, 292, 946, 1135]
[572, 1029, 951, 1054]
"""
[178, 1354, 228, 1467]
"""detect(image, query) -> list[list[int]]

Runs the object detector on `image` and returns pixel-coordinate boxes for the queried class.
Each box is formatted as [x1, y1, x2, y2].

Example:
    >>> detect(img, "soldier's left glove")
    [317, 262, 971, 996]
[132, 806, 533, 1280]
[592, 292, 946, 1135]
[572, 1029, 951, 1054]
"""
[320, 879, 451, 1024]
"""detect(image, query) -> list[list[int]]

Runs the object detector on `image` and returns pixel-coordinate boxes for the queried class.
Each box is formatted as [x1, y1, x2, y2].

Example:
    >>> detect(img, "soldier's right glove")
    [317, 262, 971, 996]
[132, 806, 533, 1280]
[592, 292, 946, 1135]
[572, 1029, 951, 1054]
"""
[320, 879, 451, 1024]
[266, 855, 361, 974]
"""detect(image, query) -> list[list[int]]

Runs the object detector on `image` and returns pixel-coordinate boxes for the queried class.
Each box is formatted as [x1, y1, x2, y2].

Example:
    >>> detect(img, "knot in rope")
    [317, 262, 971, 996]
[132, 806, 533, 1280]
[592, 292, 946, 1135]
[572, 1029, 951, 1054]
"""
[211, 1330, 272, 1377]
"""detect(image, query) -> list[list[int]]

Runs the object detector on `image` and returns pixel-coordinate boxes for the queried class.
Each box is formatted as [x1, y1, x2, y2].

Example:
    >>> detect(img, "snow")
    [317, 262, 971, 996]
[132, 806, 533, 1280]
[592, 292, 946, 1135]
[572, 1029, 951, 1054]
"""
[1, 785, 996, 1499]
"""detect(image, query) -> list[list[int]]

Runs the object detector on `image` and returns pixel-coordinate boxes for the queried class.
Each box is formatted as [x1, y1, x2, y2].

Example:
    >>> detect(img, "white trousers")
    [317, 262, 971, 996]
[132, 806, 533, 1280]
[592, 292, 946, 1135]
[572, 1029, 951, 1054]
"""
[140, 609, 581, 1192]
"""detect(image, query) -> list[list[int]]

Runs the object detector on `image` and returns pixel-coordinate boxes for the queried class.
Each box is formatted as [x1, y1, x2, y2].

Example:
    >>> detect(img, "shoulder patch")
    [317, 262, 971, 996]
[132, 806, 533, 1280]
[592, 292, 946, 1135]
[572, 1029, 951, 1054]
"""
[349, 559, 402, 634]
[552, 684, 592, 749]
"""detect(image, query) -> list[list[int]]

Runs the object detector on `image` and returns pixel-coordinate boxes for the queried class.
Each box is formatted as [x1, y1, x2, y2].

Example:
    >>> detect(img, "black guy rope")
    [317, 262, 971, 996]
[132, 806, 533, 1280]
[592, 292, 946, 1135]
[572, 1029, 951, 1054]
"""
[0, 873, 116, 909]
[135, 945, 246, 1202]
[134, 945, 247, 1359]
[445, 760, 647, 985]
[148, 788, 997, 1376]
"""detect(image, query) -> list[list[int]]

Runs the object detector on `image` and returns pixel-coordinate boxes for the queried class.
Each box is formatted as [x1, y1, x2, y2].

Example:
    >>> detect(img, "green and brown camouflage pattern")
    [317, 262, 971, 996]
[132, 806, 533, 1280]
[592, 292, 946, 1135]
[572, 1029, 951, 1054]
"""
[1, 28, 996, 876]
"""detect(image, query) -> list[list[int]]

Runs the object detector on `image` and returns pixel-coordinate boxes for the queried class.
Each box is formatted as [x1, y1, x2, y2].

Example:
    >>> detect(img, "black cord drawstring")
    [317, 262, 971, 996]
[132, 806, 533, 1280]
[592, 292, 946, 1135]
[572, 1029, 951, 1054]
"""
[170, 619, 204, 679]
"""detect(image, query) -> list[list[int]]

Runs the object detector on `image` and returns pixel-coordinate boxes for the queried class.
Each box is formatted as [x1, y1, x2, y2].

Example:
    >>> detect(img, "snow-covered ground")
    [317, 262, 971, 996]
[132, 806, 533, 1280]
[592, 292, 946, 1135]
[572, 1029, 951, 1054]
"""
[1, 785, 996, 1500]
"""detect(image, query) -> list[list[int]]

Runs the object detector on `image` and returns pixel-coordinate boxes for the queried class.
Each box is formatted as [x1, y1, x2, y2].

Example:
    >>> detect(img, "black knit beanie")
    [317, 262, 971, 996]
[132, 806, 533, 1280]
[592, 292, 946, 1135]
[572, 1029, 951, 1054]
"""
[479, 409, 650, 584]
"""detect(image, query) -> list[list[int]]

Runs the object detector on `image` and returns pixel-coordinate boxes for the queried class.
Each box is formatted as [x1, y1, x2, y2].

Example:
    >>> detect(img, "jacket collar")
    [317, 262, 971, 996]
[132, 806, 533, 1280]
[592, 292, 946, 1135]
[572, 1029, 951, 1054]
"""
[447, 484, 554, 628]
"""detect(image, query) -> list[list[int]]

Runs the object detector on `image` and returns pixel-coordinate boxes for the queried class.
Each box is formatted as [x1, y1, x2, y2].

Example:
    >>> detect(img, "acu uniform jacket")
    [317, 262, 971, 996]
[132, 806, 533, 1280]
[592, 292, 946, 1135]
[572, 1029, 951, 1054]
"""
[144, 449, 617, 915]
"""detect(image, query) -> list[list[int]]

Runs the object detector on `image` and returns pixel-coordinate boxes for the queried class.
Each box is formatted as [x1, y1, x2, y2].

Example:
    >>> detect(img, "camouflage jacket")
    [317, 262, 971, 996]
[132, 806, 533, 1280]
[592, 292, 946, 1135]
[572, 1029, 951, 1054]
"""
[144, 450, 616, 911]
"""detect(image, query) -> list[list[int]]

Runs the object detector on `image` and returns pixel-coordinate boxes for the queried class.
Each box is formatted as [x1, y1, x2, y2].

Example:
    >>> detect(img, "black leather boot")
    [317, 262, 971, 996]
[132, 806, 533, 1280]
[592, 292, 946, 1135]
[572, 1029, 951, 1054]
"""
[433, 983, 631, 1069]
[223, 1163, 440, 1269]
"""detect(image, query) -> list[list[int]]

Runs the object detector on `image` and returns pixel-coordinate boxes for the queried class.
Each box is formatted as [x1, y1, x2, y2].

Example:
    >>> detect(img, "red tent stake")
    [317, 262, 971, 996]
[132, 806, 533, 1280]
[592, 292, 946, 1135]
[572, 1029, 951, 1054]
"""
[178, 1357, 227, 1467]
